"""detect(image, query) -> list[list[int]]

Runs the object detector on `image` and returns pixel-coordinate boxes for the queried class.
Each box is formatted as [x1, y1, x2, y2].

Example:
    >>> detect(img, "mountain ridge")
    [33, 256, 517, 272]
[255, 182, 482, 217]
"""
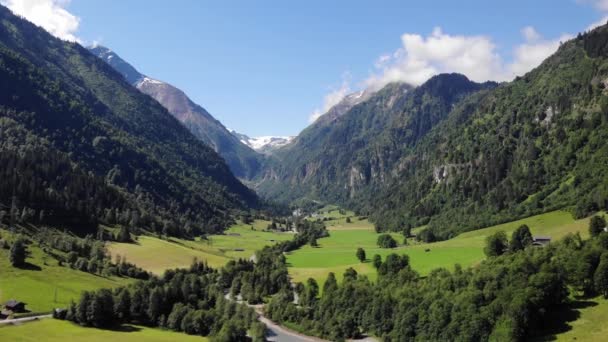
[0, 4, 257, 235]
[88, 45, 263, 179]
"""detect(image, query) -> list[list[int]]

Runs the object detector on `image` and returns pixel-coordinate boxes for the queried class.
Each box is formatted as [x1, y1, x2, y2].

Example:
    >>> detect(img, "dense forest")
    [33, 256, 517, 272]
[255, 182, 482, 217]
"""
[258, 25, 608, 240]
[59, 218, 328, 341]
[0, 5, 258, 236]
[264, 218, 608, 341]
[55, 261, 267, 341]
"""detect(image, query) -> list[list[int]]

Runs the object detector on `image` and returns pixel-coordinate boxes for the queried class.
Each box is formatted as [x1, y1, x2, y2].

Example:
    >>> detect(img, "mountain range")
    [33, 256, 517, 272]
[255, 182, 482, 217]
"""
[230, 130, 294, 154]
[0, 5, 257, 236]
[256, 31, 608, 238]
[2, 1, 608, 242]
[88, 45, 263, 179]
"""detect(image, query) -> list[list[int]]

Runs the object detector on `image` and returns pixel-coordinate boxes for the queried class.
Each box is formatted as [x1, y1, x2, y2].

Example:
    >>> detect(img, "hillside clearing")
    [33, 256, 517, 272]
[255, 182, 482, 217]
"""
[107, 221, 292, 274]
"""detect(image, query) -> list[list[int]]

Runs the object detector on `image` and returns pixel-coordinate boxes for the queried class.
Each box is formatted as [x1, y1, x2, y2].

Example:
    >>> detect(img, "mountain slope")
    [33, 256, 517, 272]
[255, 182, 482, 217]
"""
[0, 5, 257, 235]
[88, 45, 263, 179]
[365, 29, 608, 237]
[259, 27, 608, 240]
[257, 74, 494, 205]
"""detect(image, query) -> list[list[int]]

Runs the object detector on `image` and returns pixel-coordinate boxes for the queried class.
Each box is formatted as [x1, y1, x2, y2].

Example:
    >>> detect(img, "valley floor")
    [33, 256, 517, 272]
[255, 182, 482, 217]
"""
[107, 221, 293, 274]
[287, 209, 593, 286]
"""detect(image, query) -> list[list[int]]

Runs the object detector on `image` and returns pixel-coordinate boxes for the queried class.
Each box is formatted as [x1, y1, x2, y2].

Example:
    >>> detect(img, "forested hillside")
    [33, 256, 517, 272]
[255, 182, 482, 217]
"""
[369, 28, 608, 238]
[0, 5, 257, 236]
[89, 45, 264, 179]
[258, 74, 495, 214]
[259, 27, 608, 240]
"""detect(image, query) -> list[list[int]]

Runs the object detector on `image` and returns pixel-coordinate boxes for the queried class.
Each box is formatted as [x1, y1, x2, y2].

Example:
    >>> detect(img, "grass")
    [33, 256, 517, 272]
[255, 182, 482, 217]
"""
[309, 207, 375, 231]
[0, 232, 129, 313]
[108, 220, 293, 275]
[287, 210, 594, 285]
[551, 296, 608, 341]
[0, 319, 207, 342]
[532, 295, 608, 341]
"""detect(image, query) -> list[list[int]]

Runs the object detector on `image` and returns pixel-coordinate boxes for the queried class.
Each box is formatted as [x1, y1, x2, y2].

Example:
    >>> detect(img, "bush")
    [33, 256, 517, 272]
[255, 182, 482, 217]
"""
[377, 234, 397, 248]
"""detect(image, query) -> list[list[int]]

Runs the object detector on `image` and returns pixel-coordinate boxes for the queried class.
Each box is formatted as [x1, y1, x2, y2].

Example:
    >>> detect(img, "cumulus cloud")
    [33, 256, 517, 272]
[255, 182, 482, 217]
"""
[309, 74, 352, 123]
[1, 0, 80, 42]
[362, 26, 573, 91]
[508, 28, 572, 77]
[364, 27, 504, 90]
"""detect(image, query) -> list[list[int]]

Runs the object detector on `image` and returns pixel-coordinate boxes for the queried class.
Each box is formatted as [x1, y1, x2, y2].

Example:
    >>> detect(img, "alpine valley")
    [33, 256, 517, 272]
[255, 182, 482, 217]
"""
[2, 3, 608, 342]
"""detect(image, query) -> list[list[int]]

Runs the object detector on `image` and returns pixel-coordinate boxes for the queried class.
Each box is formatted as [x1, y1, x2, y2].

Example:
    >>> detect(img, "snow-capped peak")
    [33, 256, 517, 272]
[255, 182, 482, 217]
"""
[137, 76, 164, 87]
[229, 130, 294, 153]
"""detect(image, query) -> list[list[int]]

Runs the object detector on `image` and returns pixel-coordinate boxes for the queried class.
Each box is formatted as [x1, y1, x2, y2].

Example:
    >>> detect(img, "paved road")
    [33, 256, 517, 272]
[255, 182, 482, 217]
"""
[0, 314, 52, 325]
[259, 315, 327, 342]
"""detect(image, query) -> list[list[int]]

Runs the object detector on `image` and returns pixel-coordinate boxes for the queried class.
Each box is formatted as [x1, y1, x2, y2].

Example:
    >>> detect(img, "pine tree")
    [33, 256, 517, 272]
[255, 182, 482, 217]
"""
[510, 225, 533, 252]
[114, 289, 131, 321]
[117, 225, 131, 242]
[595, 253, 608, 298]
[590, 215, 607, 237]
[9, 237, 26, 267]
[484, 231, 508, 257]
[147, 287, 163, 323]
[372, 254, 382, 269]
[356, 247, 366, 262]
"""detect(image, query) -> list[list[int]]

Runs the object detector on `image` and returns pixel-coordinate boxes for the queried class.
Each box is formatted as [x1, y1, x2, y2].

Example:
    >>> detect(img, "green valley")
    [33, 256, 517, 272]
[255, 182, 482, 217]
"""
[287, 210, 595, 284]
[107, 221, 293, 274]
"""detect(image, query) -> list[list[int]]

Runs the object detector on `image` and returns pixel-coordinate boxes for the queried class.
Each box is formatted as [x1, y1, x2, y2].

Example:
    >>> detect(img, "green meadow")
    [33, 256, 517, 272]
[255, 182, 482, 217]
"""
[108, 220, 293, 274]
[287, 210, 594, 285]
[0, 230, 129, 313]
[0, 319, 207, 342]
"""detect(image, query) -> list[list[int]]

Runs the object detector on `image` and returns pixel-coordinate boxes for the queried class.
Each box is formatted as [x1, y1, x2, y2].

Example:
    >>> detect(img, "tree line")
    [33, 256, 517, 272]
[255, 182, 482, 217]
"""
[264, 216, 608, 341]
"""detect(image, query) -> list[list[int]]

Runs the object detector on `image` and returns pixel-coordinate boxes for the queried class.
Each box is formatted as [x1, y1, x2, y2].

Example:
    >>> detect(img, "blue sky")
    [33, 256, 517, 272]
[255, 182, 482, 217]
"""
[3, 0, 607, 136]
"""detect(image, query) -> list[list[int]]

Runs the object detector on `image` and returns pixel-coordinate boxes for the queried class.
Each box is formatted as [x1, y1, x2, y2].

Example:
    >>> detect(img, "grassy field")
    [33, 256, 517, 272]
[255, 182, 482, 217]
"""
[108, 220, 293, 274]
[0, 232, 129, 313]
[551, 296, 608, 341]
[532, 295, 608, 341]
[287, 210, 594, 285]
[0, 319, 207, 342]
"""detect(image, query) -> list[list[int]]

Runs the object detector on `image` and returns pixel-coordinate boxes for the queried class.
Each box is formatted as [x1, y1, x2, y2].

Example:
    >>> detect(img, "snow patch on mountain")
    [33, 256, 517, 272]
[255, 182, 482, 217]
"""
[229, 130, 294, 153]
[137, 76, 164, 87]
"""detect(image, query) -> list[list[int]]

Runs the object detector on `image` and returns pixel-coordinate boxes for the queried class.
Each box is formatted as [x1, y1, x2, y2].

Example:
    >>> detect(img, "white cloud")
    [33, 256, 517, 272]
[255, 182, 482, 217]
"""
[309, 76, 352, 123]
[362, 26, 572, 91]
[308, 76, 351, 123]
[522, 26, 541, 42]
[1, 0, 80, 42]
[364, 27, 505, 90]
[509, 30, 572, 77]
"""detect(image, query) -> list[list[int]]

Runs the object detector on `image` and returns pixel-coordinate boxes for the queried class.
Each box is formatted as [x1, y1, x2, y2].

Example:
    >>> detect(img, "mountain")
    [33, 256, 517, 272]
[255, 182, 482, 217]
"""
[0, 4, 257, 236]
[88, 45, 263, 179]
[366, 30, 608, 238]
[257, 74, 493, 204]
[313, 88, 375, 126]
[260, 28, 608, 240]
[230, 130, 294, 154]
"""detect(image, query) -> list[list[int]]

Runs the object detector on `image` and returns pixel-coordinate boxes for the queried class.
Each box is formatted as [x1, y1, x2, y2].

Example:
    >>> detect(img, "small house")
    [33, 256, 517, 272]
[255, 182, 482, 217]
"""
[3, 299, 26, 313]
[532, 236, 551, 247]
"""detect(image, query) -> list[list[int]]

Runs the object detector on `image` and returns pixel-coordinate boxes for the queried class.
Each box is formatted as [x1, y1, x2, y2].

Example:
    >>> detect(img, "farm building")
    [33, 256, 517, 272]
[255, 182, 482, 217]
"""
[532, 236, 551, 246]
[1, 299, 27, 318]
